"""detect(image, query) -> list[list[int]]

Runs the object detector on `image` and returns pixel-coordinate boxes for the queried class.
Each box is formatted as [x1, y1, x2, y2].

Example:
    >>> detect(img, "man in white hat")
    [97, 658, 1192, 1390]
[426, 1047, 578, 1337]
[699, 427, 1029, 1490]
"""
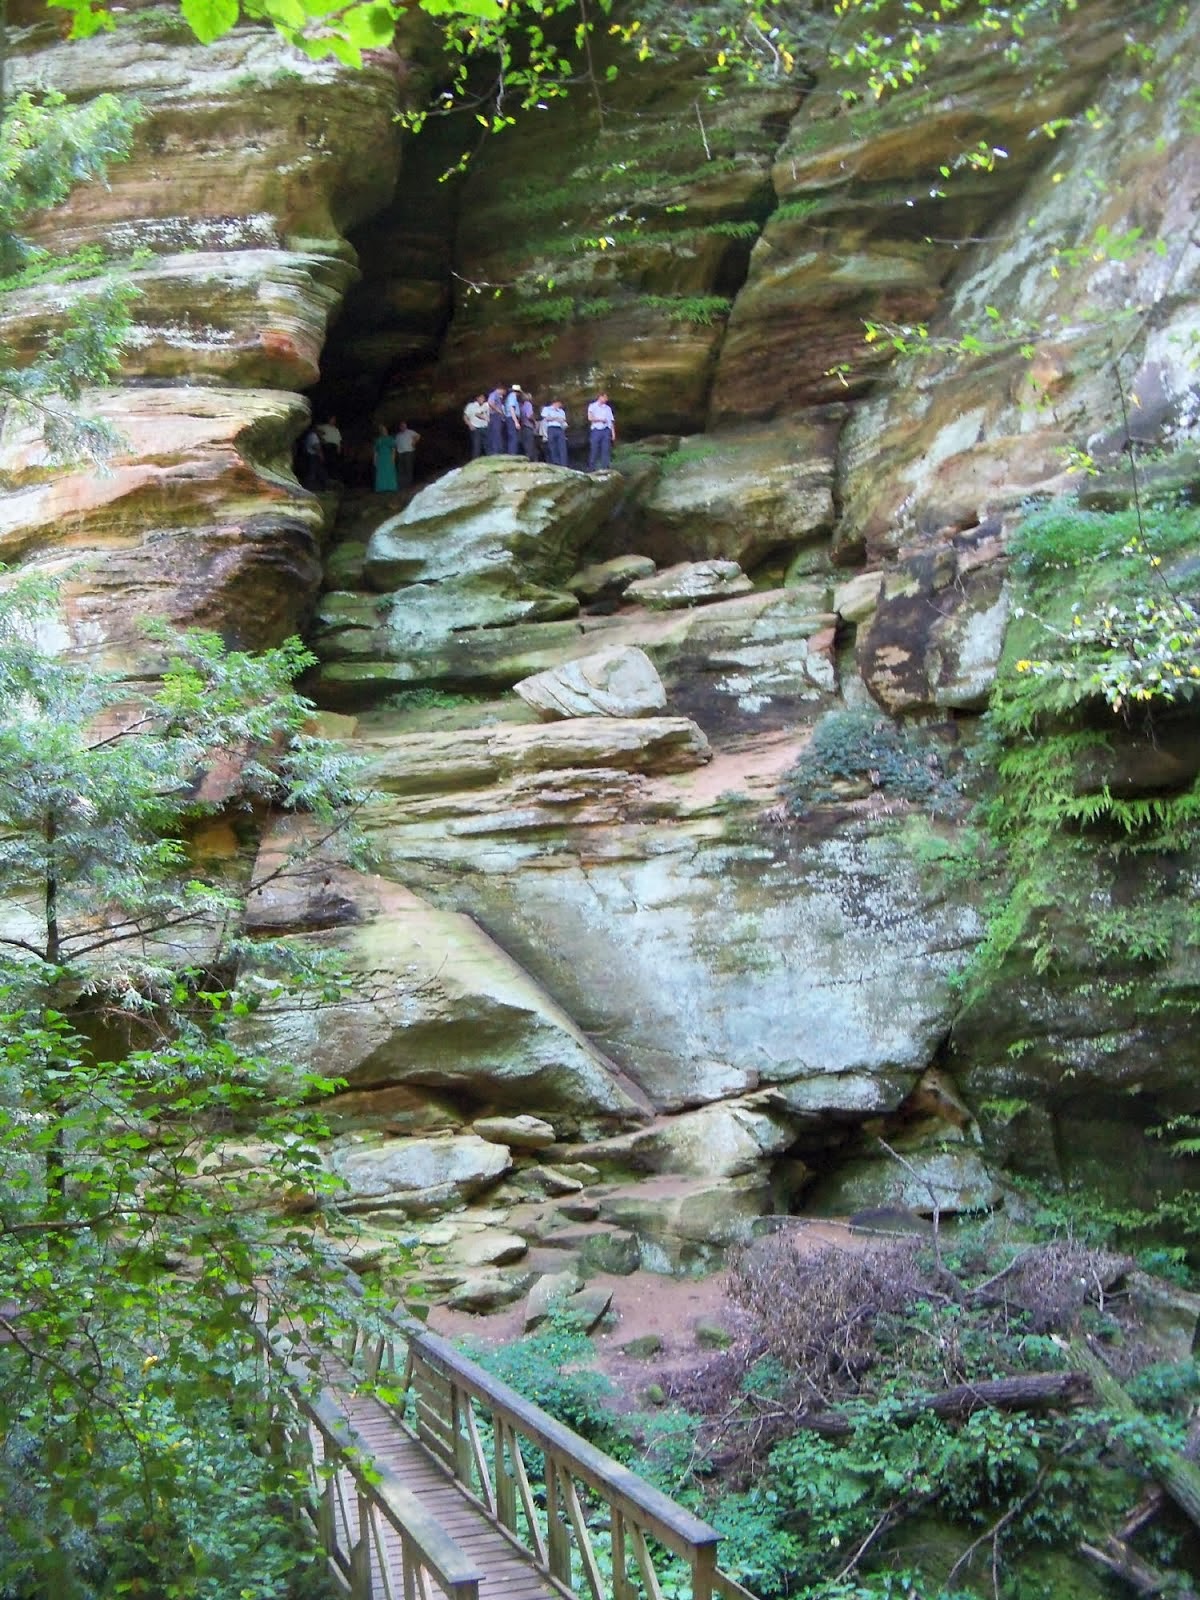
[504, 383, 523, 454]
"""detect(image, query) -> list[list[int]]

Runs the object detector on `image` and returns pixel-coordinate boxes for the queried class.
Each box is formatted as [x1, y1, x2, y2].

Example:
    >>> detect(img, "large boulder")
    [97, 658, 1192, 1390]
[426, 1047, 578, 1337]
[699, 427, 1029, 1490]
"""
[632, 422, 840, 571]
[514, 646, 668, 720]
[364, 457, 622, 591]
[332, 1134, 512, 1215]
[237, 852, 648, 1123]
[0, 387, 324, 666]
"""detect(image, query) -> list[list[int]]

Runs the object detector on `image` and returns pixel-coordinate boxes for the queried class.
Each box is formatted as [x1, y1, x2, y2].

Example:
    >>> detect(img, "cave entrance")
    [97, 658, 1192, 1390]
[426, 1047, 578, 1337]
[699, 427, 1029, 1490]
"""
[304, 115, 467, 490]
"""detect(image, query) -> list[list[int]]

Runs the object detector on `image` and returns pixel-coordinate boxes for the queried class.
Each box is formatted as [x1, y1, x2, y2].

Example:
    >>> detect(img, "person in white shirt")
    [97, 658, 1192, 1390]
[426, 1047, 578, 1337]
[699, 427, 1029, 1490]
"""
[316, 416, 342, 476]
[587, 392, 615, 471]
[393, 422, 420, 488]
[541, 398, 568, 467]
[463, 395, 489, 460]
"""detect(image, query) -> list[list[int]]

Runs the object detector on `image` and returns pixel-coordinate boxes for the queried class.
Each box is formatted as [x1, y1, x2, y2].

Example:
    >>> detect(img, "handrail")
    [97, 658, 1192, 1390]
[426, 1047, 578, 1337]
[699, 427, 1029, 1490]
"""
[330, 1269, 737, 1600]
[401, 1317, 719, 1562]
[306, 1384, 484, 1600]
[251, 1316, 483, 1600]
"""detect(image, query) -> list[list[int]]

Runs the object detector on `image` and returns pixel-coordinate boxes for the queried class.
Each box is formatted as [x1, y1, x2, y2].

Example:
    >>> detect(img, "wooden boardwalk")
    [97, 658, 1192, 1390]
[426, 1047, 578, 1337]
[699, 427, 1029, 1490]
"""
[263, 1295, 755, 1600]
[320, 1350, 563, 1600]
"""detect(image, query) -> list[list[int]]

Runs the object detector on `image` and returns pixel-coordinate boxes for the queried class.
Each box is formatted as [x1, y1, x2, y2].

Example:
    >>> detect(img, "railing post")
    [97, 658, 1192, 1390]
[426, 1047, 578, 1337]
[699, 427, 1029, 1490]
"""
[401, 1534, 417, 1600]
[545, 1456, 572, 1588]
[612, 1508, 635, 1600]
[350, 1494, 372, 1600]
[317, 1475, 336, 1561]
[494, 1417, 516, 1531]
[451, 1383, 472, 1484]
[692, 1542, 717, 1600]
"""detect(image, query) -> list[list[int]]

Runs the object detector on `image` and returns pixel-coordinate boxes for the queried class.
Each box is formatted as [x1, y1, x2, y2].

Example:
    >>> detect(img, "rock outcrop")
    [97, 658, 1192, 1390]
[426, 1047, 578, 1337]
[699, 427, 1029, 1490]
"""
[3, 0, 1199, 1288]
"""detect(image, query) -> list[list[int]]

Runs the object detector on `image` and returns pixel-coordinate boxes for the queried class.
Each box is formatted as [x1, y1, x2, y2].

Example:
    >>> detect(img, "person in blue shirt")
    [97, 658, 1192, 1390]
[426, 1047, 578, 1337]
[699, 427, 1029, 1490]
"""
[504, 384, 523, 454]
[486, 386, 506, 455]
[541, 398, 568, 467]
[587, 392, 615, 471]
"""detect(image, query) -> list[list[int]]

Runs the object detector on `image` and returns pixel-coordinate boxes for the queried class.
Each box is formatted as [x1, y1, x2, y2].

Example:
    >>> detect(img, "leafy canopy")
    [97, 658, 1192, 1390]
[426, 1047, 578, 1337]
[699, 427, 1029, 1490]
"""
[0, 582, 370, 1596]
[0, 90, 142, 465]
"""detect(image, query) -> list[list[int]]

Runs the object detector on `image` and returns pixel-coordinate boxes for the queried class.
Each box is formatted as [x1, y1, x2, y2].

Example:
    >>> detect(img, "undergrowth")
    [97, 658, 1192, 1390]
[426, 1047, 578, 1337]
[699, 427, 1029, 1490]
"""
[781, 708, 962, 816]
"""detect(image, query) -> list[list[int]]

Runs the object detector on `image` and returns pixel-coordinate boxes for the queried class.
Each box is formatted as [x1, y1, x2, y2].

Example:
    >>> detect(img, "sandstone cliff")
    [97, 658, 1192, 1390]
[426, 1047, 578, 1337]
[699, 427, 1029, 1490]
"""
[2, 0, 1198, 1299]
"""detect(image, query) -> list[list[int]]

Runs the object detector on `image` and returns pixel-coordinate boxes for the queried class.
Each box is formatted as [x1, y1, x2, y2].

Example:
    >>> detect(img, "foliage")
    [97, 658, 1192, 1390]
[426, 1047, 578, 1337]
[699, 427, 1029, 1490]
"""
[0, 91, 143, 466]
[464, 1315, 626, 1452]
[0, 1008, 345, 1600]
[0, 574, 366, 1002]
[781, 708, 961, 816]
[0, 584, 372, 1594]
[957, 497, 1200, 992]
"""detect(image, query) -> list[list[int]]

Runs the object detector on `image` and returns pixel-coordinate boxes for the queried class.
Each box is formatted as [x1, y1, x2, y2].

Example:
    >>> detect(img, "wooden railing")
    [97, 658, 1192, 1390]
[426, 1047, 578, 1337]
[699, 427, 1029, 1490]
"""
[255, 1322, 483, 1600]
[339, 1293, 759, 1600]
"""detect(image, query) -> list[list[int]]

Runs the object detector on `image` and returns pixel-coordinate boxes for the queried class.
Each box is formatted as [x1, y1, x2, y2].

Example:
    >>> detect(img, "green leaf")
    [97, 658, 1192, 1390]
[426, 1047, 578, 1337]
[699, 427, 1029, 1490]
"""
[180, 0, 240, 44]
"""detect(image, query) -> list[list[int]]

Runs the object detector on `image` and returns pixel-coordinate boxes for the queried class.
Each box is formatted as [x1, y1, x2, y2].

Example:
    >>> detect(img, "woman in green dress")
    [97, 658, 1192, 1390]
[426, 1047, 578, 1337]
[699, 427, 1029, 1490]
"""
[373, 424, 398, 492]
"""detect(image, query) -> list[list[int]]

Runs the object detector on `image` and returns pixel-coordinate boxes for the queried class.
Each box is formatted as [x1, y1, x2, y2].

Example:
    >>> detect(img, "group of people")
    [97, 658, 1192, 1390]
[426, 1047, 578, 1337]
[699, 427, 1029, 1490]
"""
[373, 421, 421, 491]
[463, 386, 617, 472]
[298, 414, 421, 494]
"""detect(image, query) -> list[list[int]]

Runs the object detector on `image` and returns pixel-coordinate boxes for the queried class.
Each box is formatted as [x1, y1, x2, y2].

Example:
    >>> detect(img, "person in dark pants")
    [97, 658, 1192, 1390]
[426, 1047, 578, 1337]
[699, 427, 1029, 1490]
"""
[504, 384, 523, 454]
[464, 395, 489, 459]
[587, 392, 615, 471]
[300, 426, 327, 489]
[521, 391, 538, 460]
[542, 398, 568, 467]
[393, 422, 420, 488]
[486, 386, 506, 455]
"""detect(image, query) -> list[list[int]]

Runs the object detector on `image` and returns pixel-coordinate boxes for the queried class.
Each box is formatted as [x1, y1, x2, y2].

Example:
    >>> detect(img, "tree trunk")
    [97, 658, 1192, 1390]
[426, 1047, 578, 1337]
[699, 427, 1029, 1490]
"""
[790, 1371, 1093, 1437]
[1071, 1339, 1200, 1536]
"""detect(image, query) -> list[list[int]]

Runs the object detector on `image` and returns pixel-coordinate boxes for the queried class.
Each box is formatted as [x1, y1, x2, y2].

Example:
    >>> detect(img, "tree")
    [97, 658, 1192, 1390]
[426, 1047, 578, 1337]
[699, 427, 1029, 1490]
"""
[0, 77, 142, 464]
[0, 575, 371, 1597]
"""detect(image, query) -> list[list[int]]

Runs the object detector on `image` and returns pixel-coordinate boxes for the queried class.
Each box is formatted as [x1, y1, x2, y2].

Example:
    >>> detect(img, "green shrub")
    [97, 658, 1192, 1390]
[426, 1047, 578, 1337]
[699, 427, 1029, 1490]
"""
[463, 1317, 629, 1453]
[781, 708, 959, 814]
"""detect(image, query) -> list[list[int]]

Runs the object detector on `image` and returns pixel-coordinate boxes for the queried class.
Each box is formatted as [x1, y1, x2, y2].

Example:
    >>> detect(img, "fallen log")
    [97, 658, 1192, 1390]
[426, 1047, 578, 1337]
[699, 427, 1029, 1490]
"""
[1080, 1535, 1199, 1599]
[1070, 1339, 1200, 1538]
[787, 1371, 1093, 1437]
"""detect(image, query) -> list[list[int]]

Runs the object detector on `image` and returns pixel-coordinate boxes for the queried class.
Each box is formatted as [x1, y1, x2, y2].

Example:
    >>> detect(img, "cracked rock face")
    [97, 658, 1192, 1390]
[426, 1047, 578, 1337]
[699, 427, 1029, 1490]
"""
[5, 0, 1200, 1249]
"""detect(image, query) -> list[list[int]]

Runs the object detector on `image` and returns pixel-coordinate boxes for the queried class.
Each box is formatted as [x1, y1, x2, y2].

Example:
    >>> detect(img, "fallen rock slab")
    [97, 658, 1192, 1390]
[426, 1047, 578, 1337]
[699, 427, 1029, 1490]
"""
[625, 560, 753, 610]
[472, 1114, 557, 1149]
[333, 1134, 512, 1216]
[356, 716, 711, 794]
[514, 645, 667, 720]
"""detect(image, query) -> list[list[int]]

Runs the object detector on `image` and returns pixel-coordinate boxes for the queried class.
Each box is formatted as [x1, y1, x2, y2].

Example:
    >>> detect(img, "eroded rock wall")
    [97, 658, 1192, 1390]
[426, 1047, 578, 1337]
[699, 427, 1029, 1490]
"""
[3, 0, 1199, 1297]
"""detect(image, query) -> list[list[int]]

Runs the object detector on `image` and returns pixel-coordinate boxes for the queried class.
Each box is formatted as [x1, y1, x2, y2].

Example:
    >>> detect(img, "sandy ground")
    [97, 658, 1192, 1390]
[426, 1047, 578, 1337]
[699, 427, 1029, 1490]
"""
[426, 1218, 871, 1395]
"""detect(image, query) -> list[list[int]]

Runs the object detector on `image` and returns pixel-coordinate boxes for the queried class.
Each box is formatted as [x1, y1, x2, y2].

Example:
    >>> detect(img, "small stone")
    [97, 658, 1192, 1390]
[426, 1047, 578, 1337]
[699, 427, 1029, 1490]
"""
[556, 1199, 600, 1223]
[620, 1334, 663, 1359]
[643, 1382, 666, 1406]
[414, 1223, 461, 1248]
[449, 1229, 529, 1268]
[514, 646, 667, 720]
[523, 1165, 585, 1197]
[624, 560, 753, 611]
[564, 1285, 613, 1332]
[524, 1268, 582, 1330]
[472, 1114, 557, 1149]
[833, 570, 884, 623]
[567, 555, 657, 604]
[694, 1319, 734, 1350]
[553, 1162, 601, 1185]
